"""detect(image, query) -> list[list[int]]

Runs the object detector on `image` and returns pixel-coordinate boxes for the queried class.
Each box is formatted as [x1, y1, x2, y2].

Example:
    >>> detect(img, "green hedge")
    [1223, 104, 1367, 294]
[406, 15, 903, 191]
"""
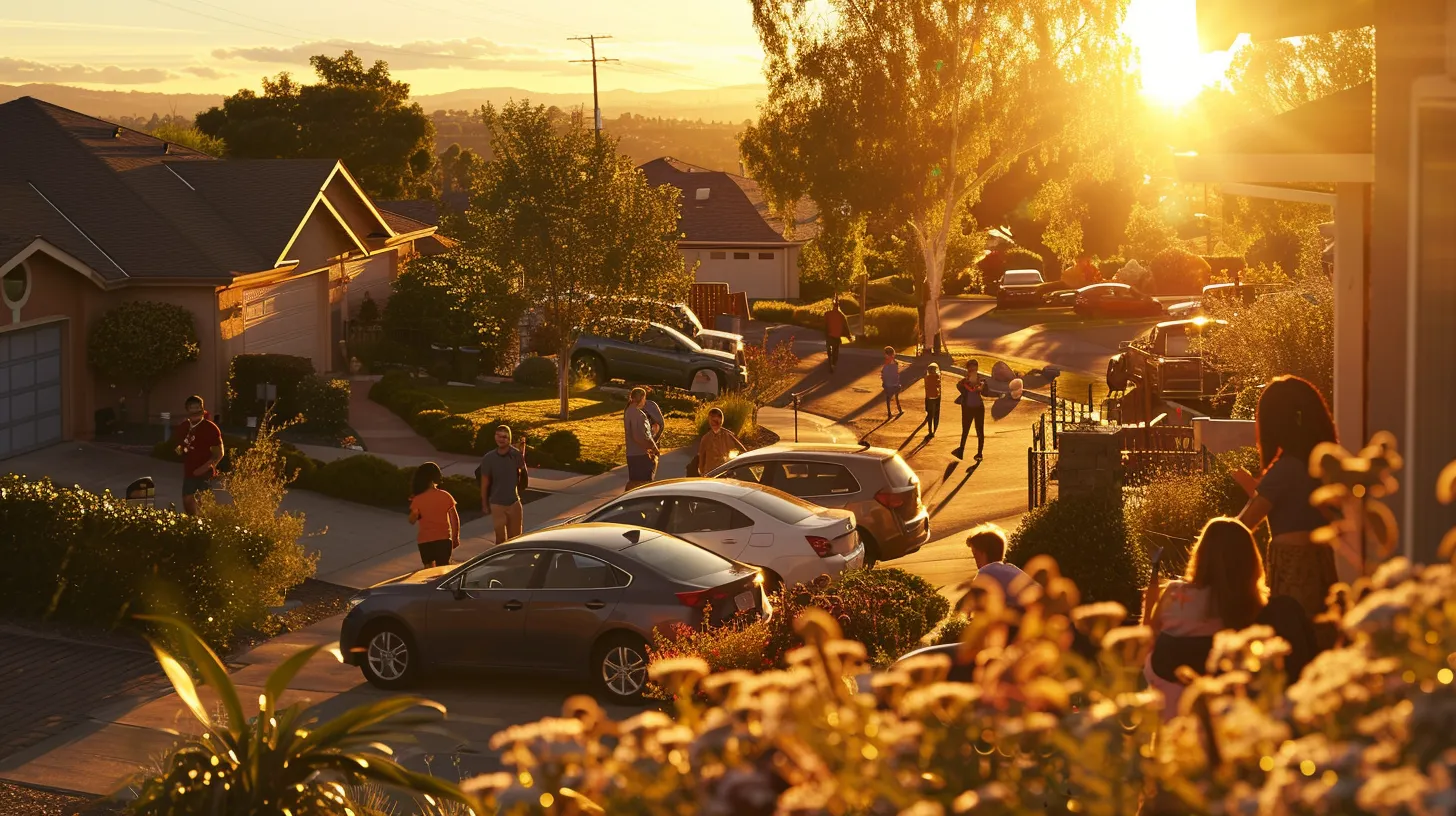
[227, 354, 315, 425]
[295, 375, 350, 432]
[513, 355, 558, 388]
[0, 475, 282, 649]
[866, 278, 918, 307]
[751, 301, 796, 324]
[864, 305, 919, 348]
[430, 416, 478, 455]
[1008, 489, 1149, 616]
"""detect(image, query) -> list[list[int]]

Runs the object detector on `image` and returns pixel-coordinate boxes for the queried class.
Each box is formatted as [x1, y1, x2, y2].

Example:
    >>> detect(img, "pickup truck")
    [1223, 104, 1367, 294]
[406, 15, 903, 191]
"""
[1105, 318, 1232, 402]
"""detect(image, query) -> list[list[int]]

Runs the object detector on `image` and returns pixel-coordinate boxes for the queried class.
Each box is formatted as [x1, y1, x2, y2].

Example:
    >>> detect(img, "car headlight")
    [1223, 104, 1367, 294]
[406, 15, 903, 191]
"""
[346, 595, 366, 612]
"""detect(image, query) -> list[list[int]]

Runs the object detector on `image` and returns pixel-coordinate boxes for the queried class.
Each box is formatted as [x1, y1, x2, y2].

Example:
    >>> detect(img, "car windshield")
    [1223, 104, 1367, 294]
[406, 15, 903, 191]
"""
[656, 322, 702, 352]
[624, 536, 733, 582]
[731, 484, 819, 524]
[1002, 271, 1043, 286]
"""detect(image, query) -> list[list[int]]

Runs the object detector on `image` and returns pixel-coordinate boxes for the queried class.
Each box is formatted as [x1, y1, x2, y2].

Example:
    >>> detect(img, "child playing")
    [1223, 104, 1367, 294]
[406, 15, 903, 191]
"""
[409, 462, 460, 567]
[924, 363, 942, 439]
[881, 346, 903, 418]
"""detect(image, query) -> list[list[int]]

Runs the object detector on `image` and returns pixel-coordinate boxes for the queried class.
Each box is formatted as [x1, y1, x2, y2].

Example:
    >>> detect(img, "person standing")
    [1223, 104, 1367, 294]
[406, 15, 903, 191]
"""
[641, 386, 666, 443]
[967, 524, 1033, 612]
[954, 359, 987, 460]
[624, 387, 661, 492]
[881, 346, 903, 418]
[696, 406, 747, 475]
[923, 363, 942, 439]
[409, 462, 460, 567]
[480, 424, 527, 544]
[824, 299, 849, 372]
[173, 394, 224, 515]
[1234, 376, 1340, 620]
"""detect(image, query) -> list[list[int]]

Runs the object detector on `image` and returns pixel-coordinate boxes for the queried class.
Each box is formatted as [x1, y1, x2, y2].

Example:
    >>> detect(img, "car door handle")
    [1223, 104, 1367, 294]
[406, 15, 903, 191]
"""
[721, 539, 737, 545]
[503, 600, 524, 611]
[585, 600, 606, 610]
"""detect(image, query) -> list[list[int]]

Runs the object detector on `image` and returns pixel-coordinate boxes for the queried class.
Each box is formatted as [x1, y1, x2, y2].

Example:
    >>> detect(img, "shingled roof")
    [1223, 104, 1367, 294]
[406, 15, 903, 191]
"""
[639, 157, 820, 245]
[0, 96, 421, 285]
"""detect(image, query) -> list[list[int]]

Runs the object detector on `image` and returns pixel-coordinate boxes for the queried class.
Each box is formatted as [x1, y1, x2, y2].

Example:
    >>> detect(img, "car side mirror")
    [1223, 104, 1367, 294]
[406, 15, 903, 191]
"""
[1118, 341, 1132, 350]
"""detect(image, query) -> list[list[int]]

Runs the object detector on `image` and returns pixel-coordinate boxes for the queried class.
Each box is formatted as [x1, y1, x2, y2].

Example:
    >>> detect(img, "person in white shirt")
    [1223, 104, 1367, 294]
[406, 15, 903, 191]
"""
[966, 524, 1033, 612]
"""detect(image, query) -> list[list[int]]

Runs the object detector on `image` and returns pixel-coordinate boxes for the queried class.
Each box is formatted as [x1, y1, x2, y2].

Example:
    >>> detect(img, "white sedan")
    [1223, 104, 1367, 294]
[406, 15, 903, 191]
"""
[564, 479, 864, 589]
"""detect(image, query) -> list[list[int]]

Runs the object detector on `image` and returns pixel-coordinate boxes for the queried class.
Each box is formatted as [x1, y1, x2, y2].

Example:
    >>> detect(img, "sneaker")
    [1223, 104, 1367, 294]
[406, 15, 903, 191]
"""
[975, 452, 984, 461]
[952, 447, 964, 458]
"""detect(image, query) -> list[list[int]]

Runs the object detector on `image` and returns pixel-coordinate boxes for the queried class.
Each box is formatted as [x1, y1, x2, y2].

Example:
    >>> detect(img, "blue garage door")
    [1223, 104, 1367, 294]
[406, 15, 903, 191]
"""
[0, 323, 64, 459]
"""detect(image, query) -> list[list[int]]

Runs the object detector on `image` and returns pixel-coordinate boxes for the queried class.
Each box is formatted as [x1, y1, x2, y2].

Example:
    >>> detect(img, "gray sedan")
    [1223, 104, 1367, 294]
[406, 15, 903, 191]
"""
[571, 319, 747, 396]
[340, 524, 769, 702]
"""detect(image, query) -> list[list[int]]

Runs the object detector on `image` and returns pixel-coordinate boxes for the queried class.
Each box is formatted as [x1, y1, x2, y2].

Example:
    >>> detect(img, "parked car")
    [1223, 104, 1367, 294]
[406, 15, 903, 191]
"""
[637, 299, 746, 358]
[704, 444, 929, 565]
[995, 269, 1047, 309]
[1165, 282, 1289, 320]
[340, 524, 770, 701]
[1047, 288, 1079, 308]
[1072, 282, 1166, 319]
[1105, 317, 1233, 401]
[562, 479, 865, 589]
[571, 319, 748, 396]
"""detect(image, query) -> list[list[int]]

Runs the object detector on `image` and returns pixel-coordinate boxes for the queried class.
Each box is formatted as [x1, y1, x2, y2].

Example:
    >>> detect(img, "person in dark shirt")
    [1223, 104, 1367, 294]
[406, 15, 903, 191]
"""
[824, 299, 849, 372]
[954, 359, 987, 461]
[173, 395, 224, 516]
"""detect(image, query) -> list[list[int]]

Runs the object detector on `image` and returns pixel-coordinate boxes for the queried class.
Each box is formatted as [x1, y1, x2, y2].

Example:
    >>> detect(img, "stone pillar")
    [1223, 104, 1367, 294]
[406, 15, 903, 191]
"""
[1056, 427, 1124, 498]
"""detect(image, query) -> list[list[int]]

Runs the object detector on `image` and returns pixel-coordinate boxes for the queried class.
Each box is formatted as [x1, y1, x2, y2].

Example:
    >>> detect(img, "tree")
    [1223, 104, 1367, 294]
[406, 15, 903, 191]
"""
[467, 101, 693, 417]
[195, 51, 435, 199]
[382, 250, 524, 370]
[1226, 27, 1374, 120]
[1120, 202, 1181, 263]
[88, 301, 200, 417]
[742, 0, 1132, 351]
[147, 121, 226, 157]
[799, 212, 868, 298]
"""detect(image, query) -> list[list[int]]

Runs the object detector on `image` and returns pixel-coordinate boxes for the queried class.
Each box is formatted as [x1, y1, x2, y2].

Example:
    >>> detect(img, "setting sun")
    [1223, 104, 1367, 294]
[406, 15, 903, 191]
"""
[1123, 0, 1243, 108]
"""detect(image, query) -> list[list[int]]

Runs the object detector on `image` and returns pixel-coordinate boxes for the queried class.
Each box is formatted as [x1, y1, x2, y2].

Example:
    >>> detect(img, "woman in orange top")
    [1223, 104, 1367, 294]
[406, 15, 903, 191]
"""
[409, 462, 460, 567]
[924, 363, 943, 439]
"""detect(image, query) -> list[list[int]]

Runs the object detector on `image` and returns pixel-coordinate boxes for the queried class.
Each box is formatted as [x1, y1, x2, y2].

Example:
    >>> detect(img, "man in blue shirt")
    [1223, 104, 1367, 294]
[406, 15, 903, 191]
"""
[881, 346, 903, 418]
[967, 524, 1033, 612]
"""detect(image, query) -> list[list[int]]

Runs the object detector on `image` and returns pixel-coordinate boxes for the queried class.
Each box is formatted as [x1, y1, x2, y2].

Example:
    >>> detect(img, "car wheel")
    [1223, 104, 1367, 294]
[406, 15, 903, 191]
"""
[689, 368, 721, 397]
[572, 352, 606, 385]
[360, 622, 418, 690]
[592, 634, 650, 704]
[1106, 358, 1127, 392]
[858, 527, 882, 568]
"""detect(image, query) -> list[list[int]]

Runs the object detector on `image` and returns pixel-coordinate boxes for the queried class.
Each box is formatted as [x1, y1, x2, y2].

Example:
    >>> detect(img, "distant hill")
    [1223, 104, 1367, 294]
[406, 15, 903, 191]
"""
[1, 82, 765, 125]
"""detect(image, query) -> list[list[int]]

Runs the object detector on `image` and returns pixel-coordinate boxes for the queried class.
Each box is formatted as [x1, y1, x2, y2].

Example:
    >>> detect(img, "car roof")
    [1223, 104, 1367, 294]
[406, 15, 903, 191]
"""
[1155, 317, 1230, 330]
[622, 478, 756, 497]
[1079, 282, 1129, 291]
[728, 443, 896, 461]
[501, 522, 673, 552]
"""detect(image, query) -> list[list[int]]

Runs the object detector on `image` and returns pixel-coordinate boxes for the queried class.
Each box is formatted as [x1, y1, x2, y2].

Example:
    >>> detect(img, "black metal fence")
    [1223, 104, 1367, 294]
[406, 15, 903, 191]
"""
[1028, 414, 1056, 509]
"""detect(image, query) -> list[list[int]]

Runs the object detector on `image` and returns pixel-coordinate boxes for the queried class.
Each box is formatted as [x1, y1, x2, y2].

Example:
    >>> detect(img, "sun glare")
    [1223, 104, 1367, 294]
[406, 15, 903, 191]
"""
[1122, 0, 1240, 109]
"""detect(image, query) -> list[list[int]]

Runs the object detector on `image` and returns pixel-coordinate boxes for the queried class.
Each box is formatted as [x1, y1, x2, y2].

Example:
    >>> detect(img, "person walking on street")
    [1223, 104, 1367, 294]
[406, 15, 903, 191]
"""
[409, 462, 460, 567]
[923, 363, 942, 439]
[954, 359, 987, 461]
[881, 346, 903, 418]
[696, 406, 747, 475]
[625, 387, 661, 492]
[480, 424, 527, 544]
[824, 299, 849, 372]
[173, 394, 224, 516]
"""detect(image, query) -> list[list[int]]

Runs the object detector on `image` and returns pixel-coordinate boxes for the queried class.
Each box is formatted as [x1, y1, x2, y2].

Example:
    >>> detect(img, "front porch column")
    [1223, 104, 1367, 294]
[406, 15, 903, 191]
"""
[1333, 183, 1368, 452]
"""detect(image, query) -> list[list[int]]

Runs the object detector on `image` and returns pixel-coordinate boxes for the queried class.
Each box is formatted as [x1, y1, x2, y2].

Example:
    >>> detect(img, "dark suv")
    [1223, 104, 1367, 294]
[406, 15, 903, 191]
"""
[572, 319, 748, 396]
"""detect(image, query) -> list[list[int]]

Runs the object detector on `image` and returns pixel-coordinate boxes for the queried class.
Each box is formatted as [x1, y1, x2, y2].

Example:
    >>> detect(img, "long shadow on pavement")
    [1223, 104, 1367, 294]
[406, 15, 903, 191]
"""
[927, 461, 981, 521]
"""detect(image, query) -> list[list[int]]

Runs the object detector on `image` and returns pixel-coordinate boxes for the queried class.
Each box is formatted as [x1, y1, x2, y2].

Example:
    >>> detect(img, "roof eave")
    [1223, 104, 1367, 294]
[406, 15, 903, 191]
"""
[1174, 152, 1374, 184]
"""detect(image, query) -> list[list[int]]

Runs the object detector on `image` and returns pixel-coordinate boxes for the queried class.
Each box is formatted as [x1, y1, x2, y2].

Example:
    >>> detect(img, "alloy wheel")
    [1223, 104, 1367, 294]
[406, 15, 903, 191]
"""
[601, 644, 648, 697]
[367, 631, 409, 682]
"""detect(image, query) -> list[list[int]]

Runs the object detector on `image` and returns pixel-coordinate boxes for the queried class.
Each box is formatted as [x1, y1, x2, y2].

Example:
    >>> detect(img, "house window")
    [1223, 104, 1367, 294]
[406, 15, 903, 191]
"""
[709, 251, 727, 260]
[733, 252, 751, 260]
[2, 261, 31, 308]
[758, 252, 775, 260]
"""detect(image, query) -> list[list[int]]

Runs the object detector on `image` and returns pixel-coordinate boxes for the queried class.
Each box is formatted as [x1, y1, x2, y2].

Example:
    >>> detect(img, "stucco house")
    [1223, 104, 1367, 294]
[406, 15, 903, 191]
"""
[0, 97, 440, 460]
[639, 157, 819, 301]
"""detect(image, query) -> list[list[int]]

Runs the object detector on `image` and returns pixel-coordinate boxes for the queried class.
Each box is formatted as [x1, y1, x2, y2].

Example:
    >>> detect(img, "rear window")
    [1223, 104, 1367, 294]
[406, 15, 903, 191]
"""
[732, 484, 818, 524]
[882, 454, 919, 487]
[772, 461, 860, 498]
[624, 536, 733, 582]
[1002, 271, 1043, 286]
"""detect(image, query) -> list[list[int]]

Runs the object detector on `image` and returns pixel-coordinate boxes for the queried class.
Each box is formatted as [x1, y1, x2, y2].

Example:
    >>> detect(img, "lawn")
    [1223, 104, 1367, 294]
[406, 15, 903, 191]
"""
[418, 384, 699, 468]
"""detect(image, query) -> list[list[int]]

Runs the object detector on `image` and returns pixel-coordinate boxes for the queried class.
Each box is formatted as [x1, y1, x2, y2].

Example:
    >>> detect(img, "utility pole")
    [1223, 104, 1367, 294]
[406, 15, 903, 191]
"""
[569, 35, 617, 137]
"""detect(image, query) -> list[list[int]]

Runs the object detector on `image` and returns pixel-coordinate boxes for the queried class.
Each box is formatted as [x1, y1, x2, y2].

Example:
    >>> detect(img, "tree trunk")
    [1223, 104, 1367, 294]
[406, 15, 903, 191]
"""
[557, 341, 571, 419]
[919, 230, 949, 355]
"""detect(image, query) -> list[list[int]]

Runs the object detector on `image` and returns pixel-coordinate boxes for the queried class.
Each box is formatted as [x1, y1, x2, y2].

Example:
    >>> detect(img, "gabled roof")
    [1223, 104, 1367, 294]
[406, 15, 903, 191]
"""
[375, 199, 441, 227]
[0, 96, 433, 286]
[639, 157, 819, 245]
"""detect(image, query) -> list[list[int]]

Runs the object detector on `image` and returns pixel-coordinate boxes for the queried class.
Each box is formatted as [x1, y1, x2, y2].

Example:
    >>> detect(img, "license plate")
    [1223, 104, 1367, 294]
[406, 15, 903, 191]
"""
[846, 551, 864, 570]
[734, 591, 755, 612]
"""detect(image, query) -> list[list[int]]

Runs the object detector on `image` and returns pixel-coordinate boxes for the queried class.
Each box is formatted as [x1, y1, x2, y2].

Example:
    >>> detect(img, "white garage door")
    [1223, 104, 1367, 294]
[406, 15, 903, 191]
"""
[346, 254, 393, 318]
[242, 274, 322, 365]
[0, 323, 64, 460]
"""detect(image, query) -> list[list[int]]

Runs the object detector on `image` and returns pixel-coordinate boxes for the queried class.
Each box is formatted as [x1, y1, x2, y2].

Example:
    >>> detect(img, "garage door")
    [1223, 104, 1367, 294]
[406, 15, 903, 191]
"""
[346, 255, 393, 318]
[0, 323, 64, 459]
[242, 274, 322, 365]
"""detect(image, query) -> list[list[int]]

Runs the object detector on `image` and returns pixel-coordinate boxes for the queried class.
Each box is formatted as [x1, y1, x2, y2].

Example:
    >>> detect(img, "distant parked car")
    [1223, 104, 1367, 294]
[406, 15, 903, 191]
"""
[563, 479, 865, 589]
[995, 269, 1046, 309]
[1073, 282, 1166, 319]
[705, 444, 929, 566]
[571, 319, 748, 396]
[1047, 289, 1079, 308]
[1165, 282, 1289, 320]
[340, 524, 770, 702]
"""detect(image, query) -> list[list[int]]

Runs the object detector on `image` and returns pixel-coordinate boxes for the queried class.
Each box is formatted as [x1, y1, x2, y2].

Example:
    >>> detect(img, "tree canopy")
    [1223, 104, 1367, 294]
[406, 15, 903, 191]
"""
[466, 101, 693, 415]
[87, 300, 200, 415]
[195, 51, 435, 199]
[742, 0, 1134, 347]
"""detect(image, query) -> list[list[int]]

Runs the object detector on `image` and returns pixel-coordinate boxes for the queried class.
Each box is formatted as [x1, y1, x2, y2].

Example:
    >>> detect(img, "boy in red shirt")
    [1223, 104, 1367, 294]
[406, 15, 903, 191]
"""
[173, 394, 224, 515]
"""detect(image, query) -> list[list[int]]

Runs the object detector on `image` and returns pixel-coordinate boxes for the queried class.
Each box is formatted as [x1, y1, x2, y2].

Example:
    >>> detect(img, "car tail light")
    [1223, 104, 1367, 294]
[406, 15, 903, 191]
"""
[806, 536, 832, 557]
[676, 587, 731, 608]
[875, 490, 906, 510]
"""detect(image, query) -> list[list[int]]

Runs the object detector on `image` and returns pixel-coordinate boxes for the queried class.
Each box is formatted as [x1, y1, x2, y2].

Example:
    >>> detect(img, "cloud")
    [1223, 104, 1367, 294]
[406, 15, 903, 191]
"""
[0, 58, 171, 85]
[211, 38, 580, 74]
[181, 66, 226, 80]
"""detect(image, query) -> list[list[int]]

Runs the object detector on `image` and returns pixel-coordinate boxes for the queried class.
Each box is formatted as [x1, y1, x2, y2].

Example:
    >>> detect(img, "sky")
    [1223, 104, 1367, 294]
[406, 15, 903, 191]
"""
[0, 0, 1239, 104]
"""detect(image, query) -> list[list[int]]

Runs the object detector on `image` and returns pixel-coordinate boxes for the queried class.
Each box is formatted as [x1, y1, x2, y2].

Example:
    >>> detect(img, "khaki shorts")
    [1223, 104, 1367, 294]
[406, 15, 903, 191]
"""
[490, 500, 523, 544]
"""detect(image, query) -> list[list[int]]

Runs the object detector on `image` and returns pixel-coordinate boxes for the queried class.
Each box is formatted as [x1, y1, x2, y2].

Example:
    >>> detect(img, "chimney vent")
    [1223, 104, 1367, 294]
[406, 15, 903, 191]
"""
[695, 187, 711, 201]
[113, 126, 123, 139]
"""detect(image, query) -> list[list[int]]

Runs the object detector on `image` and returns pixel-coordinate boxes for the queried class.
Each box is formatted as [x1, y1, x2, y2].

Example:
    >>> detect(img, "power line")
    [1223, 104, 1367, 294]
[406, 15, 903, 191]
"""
[569, 34, 618, 135]
[615, 59, 726, 90]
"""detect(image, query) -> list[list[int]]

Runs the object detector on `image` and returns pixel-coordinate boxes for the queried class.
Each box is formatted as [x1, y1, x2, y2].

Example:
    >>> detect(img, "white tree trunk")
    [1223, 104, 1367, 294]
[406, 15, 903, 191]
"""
[914, 212, 951, 353]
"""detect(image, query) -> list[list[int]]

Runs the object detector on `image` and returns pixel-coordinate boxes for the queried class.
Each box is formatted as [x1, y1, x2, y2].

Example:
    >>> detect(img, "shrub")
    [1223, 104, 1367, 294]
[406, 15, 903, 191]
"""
[367, 370, 413, 405]
[1122, 450, 1263, 578]
[430, 416, 477, 455]
[537, 429, 582, 464]
[87, 300, 201, 417]
[473, 421, 510, 454]
[866, 278, 919, 307]
[393, 390, 448, 421]
[411, 408, 450, 435]
[742, 338, 799, 418]
[1149, 247, 1212, 295]
[440, 474, 483, 513]
[932, 613, 970, 646]
[1232, 384, 1261, 419]
[864, 305, 919, 348]
[1096, 257, 1126, 281]
[226, 354, 316, 425]
[765, 568, 950, 666]
[1008, 489, 1149, 616]
[513, 355, 558, 388]
[302, 455, 409, 507]
[694, 394, 755, 437]
[295, 374, 349, 432]
[750, 300, 795, 324]
[1004, 246, 1045, 272]
[1201, 255, 1247, 282]
[1200, 274, 1335, 399]
[647, 615, 772, 697]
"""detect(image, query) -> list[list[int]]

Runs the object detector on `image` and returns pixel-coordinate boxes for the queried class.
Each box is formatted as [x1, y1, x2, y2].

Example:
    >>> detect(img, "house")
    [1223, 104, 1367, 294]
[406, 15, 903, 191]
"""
[639, 157, 819, 301]
[0, 97, 441, 460]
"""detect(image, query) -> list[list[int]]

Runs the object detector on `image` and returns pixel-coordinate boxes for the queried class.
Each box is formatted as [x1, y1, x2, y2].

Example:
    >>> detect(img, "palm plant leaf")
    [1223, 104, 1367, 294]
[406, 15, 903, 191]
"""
[137, 614, 248, 742]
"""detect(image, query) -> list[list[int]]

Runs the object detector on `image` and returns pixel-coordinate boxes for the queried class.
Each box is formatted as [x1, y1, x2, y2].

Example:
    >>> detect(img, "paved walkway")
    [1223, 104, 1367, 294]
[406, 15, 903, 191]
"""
[345, 375, 439, 459]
